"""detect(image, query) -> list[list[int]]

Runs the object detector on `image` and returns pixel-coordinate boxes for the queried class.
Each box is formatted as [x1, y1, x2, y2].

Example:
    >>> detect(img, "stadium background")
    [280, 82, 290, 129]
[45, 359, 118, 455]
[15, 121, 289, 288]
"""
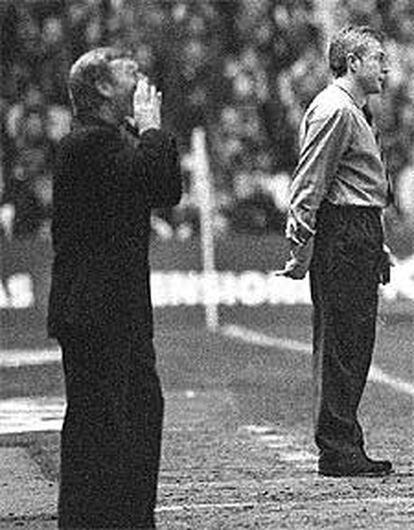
[1, 3, 414, 528]
[1, 0, 414, 349]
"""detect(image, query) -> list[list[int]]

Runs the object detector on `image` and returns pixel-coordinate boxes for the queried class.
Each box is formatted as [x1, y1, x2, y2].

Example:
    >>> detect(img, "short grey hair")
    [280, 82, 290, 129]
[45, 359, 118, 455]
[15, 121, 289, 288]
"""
[68, 47, 132, 115]
[329, 26, 385, 78]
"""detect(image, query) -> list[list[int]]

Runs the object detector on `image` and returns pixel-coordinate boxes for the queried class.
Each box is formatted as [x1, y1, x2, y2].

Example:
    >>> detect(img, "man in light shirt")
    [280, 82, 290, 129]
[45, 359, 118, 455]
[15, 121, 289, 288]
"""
[279, 26, 393, 477]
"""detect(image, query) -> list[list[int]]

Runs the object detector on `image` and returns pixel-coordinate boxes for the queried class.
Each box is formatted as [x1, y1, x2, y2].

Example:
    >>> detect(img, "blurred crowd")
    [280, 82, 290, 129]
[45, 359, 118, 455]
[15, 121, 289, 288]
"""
[1, 0, 414, 244]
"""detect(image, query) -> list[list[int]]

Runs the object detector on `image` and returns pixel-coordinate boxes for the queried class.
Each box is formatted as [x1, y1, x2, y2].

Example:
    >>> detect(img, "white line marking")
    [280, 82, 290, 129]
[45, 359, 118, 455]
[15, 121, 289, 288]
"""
[0, 397, 65, 434]
[237, 425, 317, 463]
[0, 328, 209, 367]
[0, 348, 61, 367]
[222, 324, 414, 397]
[1, 325, 413, 398]
[238, 425, 279, 435]
[156, 502, 256, 512]
[223, 324, 312, 353]
[159, 478, 314, 489]
[369, 365, 414, 397]
[279, 450, 316, 463]
[156, 496, 414, 513]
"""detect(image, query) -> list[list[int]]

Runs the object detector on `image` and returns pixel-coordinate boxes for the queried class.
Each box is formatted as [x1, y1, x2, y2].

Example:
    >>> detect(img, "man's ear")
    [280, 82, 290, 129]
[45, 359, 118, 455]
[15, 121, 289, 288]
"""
[95, 80, 114, 99]
[347, 53, 359, 73]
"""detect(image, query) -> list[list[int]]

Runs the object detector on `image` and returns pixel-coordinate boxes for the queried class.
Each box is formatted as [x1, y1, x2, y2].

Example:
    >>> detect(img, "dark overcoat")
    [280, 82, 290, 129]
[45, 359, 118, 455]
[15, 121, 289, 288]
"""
[47, 115, 182, 341]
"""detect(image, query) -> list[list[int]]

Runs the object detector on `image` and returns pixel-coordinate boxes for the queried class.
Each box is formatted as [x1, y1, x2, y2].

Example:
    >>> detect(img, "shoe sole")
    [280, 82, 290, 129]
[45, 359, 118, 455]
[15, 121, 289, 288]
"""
[318, 469, 393, 478]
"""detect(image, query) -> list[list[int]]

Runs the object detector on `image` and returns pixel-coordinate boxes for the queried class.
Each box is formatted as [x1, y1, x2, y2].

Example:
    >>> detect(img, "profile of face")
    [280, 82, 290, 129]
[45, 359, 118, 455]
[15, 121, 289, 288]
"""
[352, 38, 389, 96]
[98, 57, 142, 122]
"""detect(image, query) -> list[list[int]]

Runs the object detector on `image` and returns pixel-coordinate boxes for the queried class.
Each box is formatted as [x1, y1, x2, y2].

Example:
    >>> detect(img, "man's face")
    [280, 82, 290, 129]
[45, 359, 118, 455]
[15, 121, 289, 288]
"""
[107, 58, 141, 121]
[354, 38, 389, 95]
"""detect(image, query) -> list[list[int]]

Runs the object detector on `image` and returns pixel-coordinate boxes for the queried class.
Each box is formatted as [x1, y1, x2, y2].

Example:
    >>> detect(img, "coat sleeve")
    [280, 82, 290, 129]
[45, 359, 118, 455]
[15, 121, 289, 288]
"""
[134, 128, 183, 208]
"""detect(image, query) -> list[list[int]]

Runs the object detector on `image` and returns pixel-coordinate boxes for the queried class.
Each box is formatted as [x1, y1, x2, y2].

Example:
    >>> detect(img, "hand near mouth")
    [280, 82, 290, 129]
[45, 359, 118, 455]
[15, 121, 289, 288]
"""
[133, 77, 162, 133]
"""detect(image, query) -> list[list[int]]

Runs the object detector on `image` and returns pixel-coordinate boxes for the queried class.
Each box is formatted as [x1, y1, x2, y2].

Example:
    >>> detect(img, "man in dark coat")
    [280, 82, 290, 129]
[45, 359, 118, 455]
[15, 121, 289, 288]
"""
[48, 47, 182, 528]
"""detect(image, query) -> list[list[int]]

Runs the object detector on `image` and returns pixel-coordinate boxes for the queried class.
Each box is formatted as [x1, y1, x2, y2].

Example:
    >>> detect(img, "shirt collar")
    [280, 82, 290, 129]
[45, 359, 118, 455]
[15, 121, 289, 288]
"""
[333, 78, 366, 109]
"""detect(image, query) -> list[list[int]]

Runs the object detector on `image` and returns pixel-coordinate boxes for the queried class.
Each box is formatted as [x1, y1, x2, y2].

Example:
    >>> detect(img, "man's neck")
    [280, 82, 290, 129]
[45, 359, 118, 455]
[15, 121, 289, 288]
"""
[334, 77, 367, 108]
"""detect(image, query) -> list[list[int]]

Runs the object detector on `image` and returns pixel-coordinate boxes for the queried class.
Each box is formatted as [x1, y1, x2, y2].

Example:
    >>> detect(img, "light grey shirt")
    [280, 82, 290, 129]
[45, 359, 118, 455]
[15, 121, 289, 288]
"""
[286, 80, 390, 246]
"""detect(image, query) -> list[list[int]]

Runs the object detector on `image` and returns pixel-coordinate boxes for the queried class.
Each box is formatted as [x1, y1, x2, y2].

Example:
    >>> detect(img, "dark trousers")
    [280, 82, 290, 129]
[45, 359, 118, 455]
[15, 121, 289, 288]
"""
[57, 332, 164, 529]
[309, 202, 383, 458]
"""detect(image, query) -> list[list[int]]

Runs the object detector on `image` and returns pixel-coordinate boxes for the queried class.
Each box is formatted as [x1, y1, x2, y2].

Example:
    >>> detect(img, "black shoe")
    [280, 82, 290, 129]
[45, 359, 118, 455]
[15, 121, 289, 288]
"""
[318, 452, 393, 477]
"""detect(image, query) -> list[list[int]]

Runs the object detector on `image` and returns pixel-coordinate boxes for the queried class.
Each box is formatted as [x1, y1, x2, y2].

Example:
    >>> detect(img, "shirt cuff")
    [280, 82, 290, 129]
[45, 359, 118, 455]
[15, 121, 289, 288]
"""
[285, 214, 315, 246]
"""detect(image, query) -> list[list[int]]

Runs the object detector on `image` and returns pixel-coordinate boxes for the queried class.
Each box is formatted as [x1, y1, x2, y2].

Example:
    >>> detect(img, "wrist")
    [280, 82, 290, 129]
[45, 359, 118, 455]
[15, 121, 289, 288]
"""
[133, 110, 161, 132]
[123, 117, 140, 136]
[138, 121, 161, 133]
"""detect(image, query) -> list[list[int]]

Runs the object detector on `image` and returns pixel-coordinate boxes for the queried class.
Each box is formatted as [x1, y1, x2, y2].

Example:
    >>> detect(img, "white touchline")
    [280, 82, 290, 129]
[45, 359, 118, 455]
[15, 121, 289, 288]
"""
[1, 325, 413, 398]
[222, 324, 414, 398]
[156, 496, 414, 512]
[0, 348, 61, 367]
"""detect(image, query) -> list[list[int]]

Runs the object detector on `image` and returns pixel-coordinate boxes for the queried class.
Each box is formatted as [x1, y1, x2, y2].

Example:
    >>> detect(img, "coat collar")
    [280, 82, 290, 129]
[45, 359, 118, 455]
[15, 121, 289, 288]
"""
[72, 113, 120, 132]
